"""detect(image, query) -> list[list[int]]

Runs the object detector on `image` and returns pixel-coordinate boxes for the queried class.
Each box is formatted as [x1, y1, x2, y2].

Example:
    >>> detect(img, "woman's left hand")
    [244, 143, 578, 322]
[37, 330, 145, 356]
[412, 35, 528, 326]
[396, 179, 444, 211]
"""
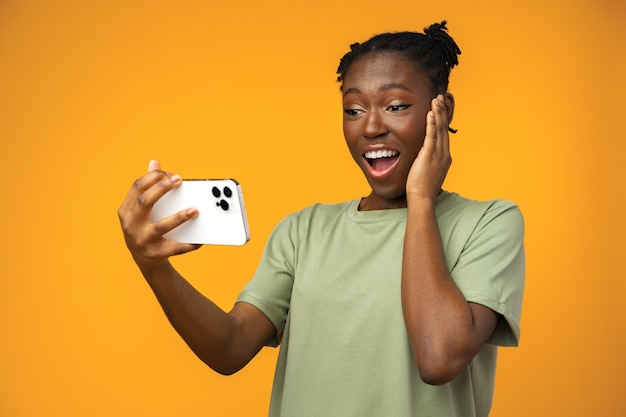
[405, 94, 452, 202]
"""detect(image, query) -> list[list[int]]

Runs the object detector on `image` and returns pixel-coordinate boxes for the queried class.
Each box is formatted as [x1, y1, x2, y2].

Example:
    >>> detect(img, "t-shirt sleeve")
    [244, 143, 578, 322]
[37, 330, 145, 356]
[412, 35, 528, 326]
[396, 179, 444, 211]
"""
[236, 215, 296, 347]
[451, 200, 525, 347]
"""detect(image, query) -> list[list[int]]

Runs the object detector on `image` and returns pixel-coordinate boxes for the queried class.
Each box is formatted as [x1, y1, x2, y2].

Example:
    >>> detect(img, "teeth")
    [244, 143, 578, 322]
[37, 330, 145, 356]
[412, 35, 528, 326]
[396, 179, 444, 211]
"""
[364, 149, 399, 159]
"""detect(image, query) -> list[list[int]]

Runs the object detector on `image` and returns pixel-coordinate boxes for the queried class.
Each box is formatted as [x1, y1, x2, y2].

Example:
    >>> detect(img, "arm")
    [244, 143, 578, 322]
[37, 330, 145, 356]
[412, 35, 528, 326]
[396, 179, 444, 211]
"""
[402, 96, 498, 385]
[118, 160, 275, 375]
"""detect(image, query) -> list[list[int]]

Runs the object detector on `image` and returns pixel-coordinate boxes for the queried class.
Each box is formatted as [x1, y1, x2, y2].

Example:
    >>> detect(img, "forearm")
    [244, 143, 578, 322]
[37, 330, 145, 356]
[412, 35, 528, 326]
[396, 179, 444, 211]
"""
[401, 196, 492, 384]
[139, 262, 259, 375]
[119, 162, 272, 374]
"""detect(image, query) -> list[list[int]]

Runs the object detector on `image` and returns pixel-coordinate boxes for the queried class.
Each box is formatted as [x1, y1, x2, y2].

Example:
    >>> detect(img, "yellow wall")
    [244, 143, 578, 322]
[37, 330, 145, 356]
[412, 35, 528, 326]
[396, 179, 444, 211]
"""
[1, 0, 625, 416]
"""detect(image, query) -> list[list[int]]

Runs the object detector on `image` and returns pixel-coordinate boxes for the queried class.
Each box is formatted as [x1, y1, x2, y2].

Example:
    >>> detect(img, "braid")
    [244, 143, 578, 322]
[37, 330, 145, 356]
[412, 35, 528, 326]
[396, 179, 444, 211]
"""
[336, 21, 461, 94]
[423, 21, 460, 73]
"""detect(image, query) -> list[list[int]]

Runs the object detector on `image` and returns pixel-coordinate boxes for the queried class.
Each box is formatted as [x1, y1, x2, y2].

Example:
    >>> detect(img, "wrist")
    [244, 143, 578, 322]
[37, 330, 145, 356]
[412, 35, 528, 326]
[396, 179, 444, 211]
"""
[405, 189, 439, 208]
[136, 257, 173, 281]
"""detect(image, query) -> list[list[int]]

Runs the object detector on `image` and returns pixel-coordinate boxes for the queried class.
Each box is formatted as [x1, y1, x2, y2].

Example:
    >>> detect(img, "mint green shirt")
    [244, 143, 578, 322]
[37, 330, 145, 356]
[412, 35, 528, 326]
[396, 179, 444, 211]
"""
[237, 191, 525, 417]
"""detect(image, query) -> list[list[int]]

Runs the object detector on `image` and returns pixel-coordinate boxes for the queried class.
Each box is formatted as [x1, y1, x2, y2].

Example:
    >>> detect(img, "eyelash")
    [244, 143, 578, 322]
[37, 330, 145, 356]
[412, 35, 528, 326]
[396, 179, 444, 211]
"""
[387, 104, 411, 112]
[343, 108, 363, 117]
[343, 104, 411, 117]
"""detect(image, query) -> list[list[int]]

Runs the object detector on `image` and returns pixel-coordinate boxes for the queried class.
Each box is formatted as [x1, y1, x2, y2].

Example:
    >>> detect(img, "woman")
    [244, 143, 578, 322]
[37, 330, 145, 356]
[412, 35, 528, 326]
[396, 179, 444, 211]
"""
[118, 21, 525, 417]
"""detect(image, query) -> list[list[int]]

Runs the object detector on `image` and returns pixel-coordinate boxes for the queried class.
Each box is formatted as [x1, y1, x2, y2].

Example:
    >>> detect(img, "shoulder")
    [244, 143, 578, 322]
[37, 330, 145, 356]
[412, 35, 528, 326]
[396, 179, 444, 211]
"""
[438, 190, 520, 215]
[292, 200, 356, 217]
[436, 191, 524, 261]
[438, 191, 523, 232]
[268, 201, 357, 238]
[281, 201, 356, 226]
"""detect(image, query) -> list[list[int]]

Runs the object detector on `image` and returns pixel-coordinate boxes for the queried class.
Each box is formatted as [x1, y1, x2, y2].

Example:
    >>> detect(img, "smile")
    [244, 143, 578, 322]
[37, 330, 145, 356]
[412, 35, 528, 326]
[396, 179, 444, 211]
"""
[364, 149, 400, 176]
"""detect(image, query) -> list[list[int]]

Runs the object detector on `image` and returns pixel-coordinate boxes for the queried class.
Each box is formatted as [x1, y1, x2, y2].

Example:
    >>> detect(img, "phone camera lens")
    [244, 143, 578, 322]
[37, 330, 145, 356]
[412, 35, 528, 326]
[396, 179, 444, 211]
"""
[212, 186, 221, 198]
[218, 199, 229, 211]
[223, 186, 232, 198]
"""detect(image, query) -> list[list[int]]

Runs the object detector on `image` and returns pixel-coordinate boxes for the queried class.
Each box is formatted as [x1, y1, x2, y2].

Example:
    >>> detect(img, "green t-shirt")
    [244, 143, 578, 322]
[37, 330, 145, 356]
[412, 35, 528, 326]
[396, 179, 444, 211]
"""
[237, 191, 525, 417]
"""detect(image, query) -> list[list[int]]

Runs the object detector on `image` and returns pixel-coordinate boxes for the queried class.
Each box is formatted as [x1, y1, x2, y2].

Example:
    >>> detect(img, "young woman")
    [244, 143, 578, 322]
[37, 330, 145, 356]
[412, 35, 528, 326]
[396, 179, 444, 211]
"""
[118, 21, 525, 417]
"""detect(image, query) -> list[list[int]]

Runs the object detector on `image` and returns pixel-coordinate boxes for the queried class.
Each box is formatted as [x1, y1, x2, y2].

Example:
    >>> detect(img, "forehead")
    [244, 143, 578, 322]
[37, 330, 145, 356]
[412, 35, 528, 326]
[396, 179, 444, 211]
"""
[341, 52, 431, 95]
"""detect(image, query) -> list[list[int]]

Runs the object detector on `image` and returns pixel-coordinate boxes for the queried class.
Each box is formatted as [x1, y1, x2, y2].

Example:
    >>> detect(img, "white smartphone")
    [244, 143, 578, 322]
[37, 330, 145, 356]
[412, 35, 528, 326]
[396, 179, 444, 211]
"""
[150, 179, 250, 246]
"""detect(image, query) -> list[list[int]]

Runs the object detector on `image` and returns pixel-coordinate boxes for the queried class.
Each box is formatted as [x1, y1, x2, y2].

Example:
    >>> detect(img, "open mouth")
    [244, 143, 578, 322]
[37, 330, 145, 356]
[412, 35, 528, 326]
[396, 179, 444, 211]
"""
[364, 149, 400, 174]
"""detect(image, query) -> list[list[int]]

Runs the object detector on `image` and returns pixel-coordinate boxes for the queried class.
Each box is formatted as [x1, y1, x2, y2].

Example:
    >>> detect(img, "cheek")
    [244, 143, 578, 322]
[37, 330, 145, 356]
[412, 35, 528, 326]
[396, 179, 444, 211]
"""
[342, 123, 360, 153]
[394, 119, 427, 158]
[342, 119, 355, 140]
[393, 118, 426, 141]
[408, 111, 429, 137]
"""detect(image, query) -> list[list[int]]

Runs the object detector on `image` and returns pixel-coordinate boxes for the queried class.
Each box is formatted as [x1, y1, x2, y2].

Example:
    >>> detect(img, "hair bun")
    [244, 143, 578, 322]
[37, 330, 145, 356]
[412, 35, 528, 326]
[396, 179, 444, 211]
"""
[424, 20, 461, 71]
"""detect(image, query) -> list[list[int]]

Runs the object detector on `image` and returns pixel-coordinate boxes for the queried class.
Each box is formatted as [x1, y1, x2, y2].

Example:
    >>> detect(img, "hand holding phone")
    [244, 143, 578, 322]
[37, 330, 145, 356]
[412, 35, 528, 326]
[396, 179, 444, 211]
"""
[150, 179, 250, 246]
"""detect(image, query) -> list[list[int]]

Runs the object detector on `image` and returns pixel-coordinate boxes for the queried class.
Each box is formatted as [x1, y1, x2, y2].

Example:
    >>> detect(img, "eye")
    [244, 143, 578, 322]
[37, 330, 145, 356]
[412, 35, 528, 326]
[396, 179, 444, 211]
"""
[343, 108, 364, 117]
[387, 104, 411, 112]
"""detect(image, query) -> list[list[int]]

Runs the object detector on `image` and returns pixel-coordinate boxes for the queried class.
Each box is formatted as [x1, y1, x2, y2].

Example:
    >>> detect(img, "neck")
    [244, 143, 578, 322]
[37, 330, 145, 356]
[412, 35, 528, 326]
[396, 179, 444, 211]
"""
[358, 194, 408, 211]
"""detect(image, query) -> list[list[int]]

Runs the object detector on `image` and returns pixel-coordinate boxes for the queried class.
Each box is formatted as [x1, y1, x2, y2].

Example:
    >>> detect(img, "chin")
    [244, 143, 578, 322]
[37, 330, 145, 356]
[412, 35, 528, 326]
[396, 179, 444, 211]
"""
[367, 175, 407, 197]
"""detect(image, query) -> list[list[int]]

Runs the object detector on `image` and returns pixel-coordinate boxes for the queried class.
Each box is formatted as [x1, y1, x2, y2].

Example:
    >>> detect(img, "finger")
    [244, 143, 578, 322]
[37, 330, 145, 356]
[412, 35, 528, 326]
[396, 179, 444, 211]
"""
[422, 106, 437, 155]
[136, 173, 182, 213]
[148, 159, 161, 172]
[140, 238, 203, 264]
[119, 170, 164, 217]
[161, 242, 204, 258]
[119, 172, 181, 228]
[434, 95, 452, 176]
[433, 95, 450, 155]
[149, 207, 199, 239]
[120, 170, 168, 212]
[128, 169, 170, 200]
[174, 242, 203, 255]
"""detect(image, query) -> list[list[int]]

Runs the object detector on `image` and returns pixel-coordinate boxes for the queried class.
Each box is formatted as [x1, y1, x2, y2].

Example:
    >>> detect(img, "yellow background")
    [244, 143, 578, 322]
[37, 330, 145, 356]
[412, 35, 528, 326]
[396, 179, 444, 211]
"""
[1, 0, 625, 416]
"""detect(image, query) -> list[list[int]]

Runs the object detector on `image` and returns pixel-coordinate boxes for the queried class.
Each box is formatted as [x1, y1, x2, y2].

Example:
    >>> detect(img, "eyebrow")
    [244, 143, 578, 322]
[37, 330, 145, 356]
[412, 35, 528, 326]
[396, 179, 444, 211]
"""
[342, 83, 412, 98]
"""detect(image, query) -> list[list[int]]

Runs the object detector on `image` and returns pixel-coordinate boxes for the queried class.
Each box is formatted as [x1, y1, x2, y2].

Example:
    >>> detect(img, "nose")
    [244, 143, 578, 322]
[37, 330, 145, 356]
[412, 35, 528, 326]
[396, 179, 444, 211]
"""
[363, 110, 388, 139]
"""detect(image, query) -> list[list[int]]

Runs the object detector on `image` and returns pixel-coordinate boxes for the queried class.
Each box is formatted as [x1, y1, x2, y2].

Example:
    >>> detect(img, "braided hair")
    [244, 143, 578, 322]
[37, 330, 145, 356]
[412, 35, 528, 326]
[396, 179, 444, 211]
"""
[336, 21, 461, 95]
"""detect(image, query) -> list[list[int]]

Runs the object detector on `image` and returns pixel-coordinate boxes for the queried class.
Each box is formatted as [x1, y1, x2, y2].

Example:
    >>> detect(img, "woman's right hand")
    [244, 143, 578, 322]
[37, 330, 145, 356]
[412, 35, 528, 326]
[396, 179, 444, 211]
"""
[118, 160, 201, 273]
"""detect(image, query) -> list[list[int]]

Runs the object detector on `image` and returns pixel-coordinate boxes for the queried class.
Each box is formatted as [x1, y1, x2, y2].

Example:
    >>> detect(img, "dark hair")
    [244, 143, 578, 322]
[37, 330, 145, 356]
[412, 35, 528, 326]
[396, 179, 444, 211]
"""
[336, 21, 461, 95]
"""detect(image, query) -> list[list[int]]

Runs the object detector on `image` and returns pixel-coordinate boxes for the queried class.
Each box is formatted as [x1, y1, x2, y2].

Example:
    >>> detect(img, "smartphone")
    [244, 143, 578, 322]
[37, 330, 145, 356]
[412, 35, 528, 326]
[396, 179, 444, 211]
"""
[150, 179, 250, 246]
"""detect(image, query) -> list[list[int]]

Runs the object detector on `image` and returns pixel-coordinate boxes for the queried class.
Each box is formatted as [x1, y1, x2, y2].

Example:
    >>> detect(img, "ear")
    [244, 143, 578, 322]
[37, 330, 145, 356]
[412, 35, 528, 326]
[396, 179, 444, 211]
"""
[443, 92, 455, 125]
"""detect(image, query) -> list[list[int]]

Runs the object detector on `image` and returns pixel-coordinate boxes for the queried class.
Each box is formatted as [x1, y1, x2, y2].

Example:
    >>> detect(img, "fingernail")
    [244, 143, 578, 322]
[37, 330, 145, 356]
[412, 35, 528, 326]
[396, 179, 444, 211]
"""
[170, 174, 181, 183]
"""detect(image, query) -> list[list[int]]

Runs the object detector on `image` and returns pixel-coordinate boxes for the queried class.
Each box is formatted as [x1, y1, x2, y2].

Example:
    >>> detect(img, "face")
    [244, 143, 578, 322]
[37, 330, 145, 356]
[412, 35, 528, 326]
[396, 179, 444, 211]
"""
[342, 52, 433, 210]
